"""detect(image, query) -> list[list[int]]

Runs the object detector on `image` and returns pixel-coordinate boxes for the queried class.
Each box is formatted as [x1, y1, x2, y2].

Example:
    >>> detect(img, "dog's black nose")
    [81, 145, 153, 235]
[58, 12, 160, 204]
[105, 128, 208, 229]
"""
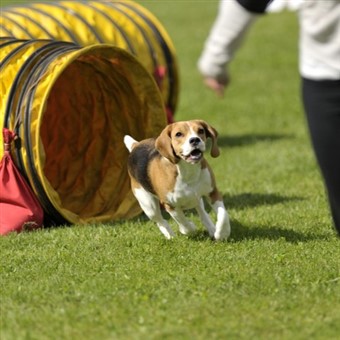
[189, 137, 201, 146]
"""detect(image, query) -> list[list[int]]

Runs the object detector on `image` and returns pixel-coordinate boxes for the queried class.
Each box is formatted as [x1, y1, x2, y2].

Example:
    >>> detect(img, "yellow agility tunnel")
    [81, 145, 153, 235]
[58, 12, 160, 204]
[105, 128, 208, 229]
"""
[0, 0, 179, 120]
[0, 38, 167, 225]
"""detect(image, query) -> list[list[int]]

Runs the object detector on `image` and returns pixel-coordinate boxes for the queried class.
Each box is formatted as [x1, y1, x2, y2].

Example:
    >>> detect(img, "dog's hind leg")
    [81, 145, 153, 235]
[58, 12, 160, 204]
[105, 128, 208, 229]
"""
[165, 205, 196, 235]
[195, 198, 215, 238]
[133, 187, 175, 239]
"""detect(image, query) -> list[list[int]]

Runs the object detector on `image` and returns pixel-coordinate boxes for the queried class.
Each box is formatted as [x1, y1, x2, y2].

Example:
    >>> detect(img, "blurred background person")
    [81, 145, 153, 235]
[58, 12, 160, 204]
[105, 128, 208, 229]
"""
[198, 0, 340, 235]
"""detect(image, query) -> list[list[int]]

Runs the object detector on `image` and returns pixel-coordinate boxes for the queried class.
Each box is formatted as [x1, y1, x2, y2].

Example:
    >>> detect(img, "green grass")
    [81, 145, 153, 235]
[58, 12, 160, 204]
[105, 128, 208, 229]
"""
[1, 1, 340, 339]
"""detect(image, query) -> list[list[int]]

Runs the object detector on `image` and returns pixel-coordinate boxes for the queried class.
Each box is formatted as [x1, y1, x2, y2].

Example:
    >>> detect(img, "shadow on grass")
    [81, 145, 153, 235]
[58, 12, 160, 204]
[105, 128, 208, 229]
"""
[187, 193, 328, 243]
[228, 219, 327, 243]
[188, 220, 327, 243]
[219, 193, 327, 242]
[218, 133, 293, 148]
[223, 192, 303, 210]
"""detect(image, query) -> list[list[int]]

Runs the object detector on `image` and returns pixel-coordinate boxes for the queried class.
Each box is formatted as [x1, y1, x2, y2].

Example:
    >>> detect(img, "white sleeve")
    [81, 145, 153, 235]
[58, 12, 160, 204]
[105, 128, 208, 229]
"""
[198, 0, 258, 79]
[299, 0, 340, 80]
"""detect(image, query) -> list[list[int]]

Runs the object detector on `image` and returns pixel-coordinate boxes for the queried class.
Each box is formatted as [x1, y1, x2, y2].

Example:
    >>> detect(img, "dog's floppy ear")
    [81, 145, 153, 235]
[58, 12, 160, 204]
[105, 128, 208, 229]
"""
[197, 120, 220, 158]
[155, 124, 178, 163]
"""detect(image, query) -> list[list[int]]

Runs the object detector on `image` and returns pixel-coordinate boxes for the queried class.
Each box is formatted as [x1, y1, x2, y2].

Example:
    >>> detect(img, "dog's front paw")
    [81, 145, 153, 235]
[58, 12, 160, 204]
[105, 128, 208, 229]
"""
[214, 223, 231, 241]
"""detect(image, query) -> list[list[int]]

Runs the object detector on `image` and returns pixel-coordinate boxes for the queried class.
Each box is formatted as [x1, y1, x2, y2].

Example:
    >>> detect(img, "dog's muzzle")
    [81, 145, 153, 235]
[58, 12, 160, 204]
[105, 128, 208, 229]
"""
[187, 148, 203, 162]
[181, 137, 205, 163]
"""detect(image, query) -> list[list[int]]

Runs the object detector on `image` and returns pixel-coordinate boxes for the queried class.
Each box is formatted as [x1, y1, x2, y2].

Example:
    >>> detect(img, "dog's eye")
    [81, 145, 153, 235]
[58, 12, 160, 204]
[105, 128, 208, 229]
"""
[198, 128, 205, 135]
[175, 132, 183, 137]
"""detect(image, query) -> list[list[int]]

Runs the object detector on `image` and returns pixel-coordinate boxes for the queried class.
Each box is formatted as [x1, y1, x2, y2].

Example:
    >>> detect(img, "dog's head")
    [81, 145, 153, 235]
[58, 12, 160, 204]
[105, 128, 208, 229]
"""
[155, 120, 220, 164]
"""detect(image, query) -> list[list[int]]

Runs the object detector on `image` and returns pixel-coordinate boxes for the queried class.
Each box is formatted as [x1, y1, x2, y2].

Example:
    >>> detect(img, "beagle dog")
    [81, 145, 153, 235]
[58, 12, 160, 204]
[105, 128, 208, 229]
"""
[124, 120, 230, 240]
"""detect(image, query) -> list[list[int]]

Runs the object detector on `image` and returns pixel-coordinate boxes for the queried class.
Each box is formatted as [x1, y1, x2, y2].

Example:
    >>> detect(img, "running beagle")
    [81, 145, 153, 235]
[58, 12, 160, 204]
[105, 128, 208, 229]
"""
[124, 120, 230, 240]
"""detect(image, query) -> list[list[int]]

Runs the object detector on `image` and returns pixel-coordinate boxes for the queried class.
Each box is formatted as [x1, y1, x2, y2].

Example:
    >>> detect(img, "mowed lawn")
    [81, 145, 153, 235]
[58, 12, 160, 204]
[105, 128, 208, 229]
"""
[1, 1, 340, 339]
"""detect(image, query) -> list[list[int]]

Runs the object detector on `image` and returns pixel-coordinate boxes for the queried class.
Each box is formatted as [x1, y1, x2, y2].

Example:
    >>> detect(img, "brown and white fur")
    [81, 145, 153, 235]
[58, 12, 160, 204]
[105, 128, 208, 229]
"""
[124, 120, 230, 240]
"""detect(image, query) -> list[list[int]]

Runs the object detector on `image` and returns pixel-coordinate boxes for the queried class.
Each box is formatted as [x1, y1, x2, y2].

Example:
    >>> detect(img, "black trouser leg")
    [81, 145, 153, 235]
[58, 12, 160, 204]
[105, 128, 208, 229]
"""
[302, 78, 340, 236]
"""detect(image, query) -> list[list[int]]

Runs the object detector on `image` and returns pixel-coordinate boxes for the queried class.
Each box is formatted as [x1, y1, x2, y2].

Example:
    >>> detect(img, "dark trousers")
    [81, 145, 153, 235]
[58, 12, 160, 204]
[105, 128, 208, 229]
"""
[302, 78, 340, 236]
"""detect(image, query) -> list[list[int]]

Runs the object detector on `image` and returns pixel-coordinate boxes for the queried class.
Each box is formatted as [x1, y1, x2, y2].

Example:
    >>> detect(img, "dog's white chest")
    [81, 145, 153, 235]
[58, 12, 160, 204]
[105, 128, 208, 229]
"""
[166, 166, 213, 209]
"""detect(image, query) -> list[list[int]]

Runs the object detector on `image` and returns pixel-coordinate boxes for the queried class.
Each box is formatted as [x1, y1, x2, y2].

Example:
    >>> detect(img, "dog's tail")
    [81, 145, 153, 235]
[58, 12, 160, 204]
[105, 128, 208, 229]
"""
[124, 135, 138, 152]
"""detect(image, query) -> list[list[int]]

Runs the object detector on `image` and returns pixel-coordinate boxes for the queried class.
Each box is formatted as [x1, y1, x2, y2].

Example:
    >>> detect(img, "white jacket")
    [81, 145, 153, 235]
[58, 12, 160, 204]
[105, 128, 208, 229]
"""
[198, 0, 340, 81]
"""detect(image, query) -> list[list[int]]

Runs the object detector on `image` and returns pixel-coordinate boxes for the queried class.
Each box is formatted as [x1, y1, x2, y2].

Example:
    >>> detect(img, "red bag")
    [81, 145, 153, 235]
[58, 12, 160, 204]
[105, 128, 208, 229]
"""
[0, 128, 44, 235]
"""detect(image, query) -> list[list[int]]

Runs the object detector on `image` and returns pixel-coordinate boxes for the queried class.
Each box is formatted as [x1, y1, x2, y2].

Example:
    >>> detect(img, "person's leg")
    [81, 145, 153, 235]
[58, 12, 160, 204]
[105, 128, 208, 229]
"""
[302, 78, 340, 236]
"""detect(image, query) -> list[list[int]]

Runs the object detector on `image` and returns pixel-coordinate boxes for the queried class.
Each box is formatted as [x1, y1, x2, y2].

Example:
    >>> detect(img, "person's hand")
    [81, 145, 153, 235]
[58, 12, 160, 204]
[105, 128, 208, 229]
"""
[203, 74, 229, 98]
